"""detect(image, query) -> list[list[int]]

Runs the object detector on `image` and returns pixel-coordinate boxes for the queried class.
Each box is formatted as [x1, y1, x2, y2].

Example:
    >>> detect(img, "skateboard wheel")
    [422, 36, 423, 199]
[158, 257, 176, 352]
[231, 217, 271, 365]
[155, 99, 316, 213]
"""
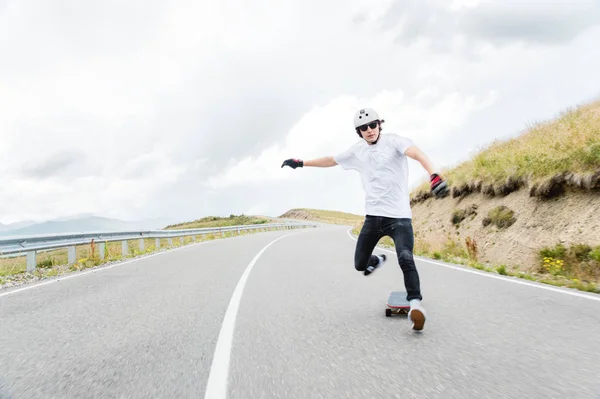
[385, 309, 392, 317]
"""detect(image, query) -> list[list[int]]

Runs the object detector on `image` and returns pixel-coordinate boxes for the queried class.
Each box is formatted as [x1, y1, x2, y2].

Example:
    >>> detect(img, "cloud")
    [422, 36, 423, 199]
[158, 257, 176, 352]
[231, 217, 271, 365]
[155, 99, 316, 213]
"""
[459, 0, 600, 45]
[369, 0, 600, 49]
[19, 150, 84, 179]
[204, 87, 498, 191]
[0, 0, 599, 224]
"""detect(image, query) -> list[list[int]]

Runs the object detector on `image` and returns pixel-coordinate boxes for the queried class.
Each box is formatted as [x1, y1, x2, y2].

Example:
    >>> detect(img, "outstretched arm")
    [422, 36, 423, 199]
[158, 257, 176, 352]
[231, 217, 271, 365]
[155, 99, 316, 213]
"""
[404, 145, 448, 197]
[304, 156, 337, 167]
[404, 146, 435, 175]
[281, 156, 337, 169]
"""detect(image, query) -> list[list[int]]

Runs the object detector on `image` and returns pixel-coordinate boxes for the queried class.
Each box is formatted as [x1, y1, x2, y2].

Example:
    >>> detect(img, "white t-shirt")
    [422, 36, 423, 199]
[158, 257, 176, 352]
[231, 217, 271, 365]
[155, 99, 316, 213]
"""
[334, 133, 414, 219]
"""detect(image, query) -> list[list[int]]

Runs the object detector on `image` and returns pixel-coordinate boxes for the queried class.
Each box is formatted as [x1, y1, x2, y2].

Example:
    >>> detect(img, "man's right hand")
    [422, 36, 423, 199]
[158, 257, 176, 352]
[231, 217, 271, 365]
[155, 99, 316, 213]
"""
[281, 158, 303, 169]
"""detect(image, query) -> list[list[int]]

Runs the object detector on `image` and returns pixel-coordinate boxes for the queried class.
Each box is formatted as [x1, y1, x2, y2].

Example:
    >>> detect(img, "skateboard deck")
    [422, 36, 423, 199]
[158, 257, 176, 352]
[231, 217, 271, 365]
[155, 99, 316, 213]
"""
[386, 290, 410, 317]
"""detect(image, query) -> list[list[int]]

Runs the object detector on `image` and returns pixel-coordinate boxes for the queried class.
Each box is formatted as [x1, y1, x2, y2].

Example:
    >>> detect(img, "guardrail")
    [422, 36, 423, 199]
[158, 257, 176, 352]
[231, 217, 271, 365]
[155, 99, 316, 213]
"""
[0, 221, 317, 272]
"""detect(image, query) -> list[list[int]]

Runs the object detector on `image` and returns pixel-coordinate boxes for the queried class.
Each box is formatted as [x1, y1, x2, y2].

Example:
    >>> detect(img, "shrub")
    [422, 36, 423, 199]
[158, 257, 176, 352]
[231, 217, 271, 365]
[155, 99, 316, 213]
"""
[540, 243, 567, 259]
[451, 205, 478, 226]
[443, 237, 468, 259]
[538, 243, 600, 280]
[451, 210, 466, 225]
[36, 258, 54, 268]
[465, 236, 478, 261]
[483, 205, 516, 228]
[590, 246, 600, 262]
[572, 244, 592, 261]
[542, 257, 565, 276]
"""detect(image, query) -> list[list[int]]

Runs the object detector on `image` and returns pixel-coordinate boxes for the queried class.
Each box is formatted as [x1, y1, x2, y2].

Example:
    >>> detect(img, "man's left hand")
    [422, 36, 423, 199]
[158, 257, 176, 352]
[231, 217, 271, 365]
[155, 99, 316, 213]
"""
[430, 173, 449, 197]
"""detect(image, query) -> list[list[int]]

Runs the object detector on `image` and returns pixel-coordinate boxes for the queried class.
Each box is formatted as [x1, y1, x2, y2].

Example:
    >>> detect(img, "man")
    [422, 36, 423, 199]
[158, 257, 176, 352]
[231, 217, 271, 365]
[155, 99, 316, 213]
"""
[281, 107, 448, 331]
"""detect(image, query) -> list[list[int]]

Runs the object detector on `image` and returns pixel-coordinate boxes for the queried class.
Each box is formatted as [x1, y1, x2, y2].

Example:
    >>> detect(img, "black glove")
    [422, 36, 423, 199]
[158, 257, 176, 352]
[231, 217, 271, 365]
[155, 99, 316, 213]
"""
[281, 158, 303, 169]
[430, 173, 448, 197]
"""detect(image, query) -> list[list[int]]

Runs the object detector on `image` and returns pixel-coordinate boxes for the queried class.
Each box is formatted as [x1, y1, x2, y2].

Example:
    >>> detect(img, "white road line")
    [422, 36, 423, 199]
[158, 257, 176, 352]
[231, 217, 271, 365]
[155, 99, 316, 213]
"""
[345, 228, 600, 302]
[204, 234, 291, 399]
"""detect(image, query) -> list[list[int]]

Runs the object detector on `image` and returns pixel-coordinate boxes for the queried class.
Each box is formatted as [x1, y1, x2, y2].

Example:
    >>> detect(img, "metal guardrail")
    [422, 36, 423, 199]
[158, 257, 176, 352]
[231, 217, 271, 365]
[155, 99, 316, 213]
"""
[0, 221, 317, 272]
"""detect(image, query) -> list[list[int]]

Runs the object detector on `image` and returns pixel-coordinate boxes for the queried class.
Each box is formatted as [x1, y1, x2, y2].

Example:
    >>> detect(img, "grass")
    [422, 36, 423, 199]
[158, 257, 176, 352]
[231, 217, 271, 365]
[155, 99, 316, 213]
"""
[398, 100, 600, 293]
[0, 235, 221, 278]
[482, 205, 517, 229]
[411, 100, 600, 197]
[164, 214, 273, 229]
[280, 208, 364, 226]
[537, 243, 600, 282]
[451, 205, 478, 226]
[349, 225, 600, 294]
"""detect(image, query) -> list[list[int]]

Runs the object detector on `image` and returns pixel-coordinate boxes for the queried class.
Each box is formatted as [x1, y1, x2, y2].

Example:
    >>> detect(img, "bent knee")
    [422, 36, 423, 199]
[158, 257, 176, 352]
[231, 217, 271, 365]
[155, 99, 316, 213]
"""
[354, 255, 373, 272]
[398, 249, 415, 265]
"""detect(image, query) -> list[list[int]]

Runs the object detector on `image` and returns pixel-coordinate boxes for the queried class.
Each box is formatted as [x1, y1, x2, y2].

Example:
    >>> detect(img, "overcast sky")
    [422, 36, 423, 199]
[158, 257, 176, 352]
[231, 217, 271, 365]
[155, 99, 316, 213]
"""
[1, 0, 599, 225]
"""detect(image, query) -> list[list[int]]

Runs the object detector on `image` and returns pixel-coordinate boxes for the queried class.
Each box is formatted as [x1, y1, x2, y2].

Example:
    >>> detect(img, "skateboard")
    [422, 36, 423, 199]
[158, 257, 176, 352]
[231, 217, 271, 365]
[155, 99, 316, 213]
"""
[385, 290, 410, 317]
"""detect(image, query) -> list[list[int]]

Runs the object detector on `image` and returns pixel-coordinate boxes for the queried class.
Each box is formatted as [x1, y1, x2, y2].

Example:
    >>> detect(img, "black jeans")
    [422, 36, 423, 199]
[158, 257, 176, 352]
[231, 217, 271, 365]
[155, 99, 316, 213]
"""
[354, 215, 422, 301]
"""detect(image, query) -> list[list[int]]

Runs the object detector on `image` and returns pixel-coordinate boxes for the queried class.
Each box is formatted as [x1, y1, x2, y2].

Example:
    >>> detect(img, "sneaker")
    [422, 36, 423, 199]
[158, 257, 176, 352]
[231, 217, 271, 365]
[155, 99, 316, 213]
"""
[364, 254, 386, 276]
[408, 302, 427, 331]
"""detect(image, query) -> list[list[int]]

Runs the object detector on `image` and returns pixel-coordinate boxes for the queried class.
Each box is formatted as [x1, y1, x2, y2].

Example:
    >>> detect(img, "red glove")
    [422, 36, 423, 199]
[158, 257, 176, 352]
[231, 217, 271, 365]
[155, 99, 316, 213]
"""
[430, 173, 448, 197]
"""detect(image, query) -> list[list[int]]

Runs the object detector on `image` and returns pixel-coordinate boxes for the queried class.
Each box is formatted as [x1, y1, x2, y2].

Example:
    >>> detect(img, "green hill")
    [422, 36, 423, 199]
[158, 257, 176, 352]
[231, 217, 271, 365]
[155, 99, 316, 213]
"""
[397, 100, 600, 294]
[411, 100, 600, 203]
[164, 214, 274, 230]
[279, 208, 363, 226]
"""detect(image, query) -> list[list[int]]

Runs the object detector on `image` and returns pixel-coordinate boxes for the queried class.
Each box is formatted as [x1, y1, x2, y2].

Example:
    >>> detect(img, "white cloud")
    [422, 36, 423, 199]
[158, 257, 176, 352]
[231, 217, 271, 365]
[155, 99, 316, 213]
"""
[448, 0, 484, 10]
[205, 87, 498, 191]
[0, 0, 599, 225]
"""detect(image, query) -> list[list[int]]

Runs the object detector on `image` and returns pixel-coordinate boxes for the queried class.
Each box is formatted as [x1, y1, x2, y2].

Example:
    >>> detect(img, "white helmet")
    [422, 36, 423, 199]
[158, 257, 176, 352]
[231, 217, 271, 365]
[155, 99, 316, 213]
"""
[353, 108, 381, 128]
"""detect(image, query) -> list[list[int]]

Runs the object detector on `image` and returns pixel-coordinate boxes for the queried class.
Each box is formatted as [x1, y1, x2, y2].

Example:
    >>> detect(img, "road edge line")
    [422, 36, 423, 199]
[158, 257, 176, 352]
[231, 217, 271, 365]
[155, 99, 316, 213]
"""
[345, 228, 600, 302]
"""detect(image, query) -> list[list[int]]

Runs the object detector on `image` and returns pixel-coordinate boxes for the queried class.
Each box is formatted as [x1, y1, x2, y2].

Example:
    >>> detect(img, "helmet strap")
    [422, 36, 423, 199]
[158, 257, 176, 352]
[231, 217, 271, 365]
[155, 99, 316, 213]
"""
[372, 132, 380, 144]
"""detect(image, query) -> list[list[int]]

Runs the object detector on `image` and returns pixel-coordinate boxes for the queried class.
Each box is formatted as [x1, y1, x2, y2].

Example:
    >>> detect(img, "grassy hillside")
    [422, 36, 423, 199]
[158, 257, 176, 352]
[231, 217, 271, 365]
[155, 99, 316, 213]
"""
[279, 208, 363, 225]
[383, 100, 600, 294]
[164, 214, 274, 230]
[411, 100, 600, 201]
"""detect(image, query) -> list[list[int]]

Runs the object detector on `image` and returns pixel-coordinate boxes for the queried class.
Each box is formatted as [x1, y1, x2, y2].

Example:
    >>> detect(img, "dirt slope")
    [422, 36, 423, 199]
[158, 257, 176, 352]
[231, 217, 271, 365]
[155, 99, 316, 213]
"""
[412, 186, 599, 267]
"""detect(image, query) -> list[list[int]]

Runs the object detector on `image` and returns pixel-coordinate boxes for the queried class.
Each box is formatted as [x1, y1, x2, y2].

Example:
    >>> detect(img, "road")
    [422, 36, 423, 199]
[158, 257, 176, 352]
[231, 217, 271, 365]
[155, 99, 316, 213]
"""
[1, 224, 599, 398]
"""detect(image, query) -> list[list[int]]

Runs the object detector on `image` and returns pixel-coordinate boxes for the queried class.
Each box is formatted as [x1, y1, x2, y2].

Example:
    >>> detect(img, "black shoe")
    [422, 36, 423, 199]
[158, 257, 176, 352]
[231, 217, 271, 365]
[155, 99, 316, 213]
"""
[364, 254, 386, 276]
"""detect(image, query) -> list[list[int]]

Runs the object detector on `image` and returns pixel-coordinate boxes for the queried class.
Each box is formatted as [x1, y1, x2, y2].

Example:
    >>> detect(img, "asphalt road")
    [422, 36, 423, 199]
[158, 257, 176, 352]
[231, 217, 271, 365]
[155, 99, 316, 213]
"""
[1, 224, 599, 398]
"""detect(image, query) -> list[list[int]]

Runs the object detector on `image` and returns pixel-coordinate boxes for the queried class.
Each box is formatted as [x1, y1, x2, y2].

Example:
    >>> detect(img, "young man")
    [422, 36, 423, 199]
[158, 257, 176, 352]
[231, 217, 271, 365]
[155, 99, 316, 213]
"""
[281, 107, 448, 331]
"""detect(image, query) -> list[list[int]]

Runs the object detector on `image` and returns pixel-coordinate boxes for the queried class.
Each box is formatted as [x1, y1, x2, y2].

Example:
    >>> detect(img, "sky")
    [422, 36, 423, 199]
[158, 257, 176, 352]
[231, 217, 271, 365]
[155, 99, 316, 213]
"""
[1, 0, 599, 225]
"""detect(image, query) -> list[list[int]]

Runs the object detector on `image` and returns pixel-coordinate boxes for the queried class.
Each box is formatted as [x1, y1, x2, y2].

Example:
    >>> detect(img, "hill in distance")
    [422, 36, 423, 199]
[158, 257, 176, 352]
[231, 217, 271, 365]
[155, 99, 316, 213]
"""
[279, 208, 363, 226]
[164, 214, 277, 230]
[0, 215, 174, 237]
[0, 220, 38, 232]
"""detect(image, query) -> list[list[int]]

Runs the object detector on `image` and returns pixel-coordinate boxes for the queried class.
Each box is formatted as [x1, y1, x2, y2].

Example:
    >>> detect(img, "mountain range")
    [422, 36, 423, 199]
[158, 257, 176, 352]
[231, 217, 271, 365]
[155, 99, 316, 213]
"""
[0, 215, 176, 237]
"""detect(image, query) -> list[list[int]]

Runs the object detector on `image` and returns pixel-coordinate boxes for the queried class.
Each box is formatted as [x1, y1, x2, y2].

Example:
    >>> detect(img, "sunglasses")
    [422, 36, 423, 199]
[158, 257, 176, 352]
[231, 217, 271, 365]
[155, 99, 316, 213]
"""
[358, 121, 379, 132]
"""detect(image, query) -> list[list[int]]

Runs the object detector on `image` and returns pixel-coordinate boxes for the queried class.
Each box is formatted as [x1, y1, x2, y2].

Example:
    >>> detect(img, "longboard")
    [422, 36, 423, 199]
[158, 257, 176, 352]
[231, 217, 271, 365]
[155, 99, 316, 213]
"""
[386, 290, 410, 317]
